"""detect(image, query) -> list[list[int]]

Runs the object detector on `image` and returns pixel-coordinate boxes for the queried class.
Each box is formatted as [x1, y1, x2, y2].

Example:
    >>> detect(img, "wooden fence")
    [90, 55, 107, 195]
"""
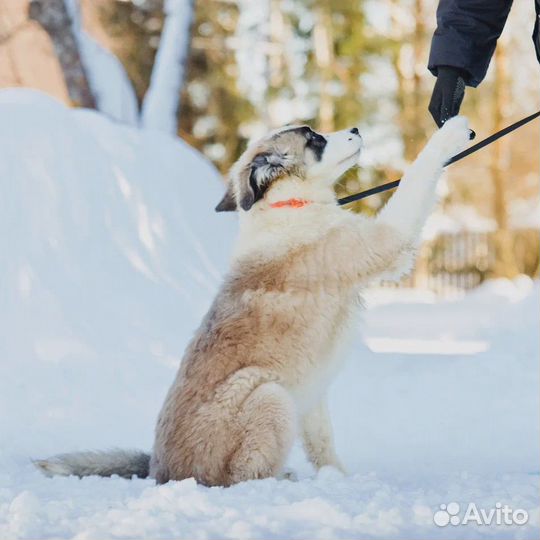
[382, 228, 539, 297]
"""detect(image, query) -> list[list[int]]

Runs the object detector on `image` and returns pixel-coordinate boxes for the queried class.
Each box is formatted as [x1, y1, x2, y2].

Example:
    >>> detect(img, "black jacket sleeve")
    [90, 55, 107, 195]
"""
[428, 0, 514, 87]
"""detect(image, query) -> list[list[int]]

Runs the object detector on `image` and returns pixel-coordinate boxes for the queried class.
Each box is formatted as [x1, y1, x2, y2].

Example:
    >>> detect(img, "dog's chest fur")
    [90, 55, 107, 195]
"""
[206, 253, 356, 412]
[285, 298, 355, 413]
[207, 206, 361, 409]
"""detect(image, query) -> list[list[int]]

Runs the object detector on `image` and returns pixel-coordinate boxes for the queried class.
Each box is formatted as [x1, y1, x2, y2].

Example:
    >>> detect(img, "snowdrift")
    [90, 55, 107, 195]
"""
[0, 89, 236, 455]
[0, 90, 538, 539]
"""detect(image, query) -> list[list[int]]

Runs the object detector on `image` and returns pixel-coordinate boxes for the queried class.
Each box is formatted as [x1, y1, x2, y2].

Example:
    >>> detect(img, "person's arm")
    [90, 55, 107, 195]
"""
[428, 0, 513, 127]
[429, 0, 513, 87]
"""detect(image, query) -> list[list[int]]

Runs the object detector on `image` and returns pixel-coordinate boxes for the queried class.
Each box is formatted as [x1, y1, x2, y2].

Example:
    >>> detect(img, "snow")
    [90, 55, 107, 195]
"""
[65, 0, 139, 126]
[0, 86, 235, 455]
[0, 89, 539, 539]
[78, 34, 140, 126]
[141, 0, 194, 134]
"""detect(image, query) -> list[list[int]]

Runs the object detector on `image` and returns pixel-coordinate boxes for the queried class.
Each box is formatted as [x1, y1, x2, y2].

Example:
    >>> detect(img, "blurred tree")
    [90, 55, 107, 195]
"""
[100, 0, 254, 171]
[389, 0, 430, 161]
[178, 0, 256, 173]
[29, 0, 96, 107]
[276, 0, 388, 214]
[98, 0, 164, 103]
[291, 0, 369, 131]
[490, 43, 520, 278]
[312, 1, 335, 132]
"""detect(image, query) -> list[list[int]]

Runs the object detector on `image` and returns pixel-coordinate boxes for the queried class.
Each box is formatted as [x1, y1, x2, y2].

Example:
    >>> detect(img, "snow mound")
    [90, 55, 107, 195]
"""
[0, 89, 538, 539]
[0, 88, 235, 455]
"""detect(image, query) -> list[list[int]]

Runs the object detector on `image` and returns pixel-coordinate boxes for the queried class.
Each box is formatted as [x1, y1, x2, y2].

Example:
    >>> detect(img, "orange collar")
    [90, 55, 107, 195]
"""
[269, 198, 312, 209]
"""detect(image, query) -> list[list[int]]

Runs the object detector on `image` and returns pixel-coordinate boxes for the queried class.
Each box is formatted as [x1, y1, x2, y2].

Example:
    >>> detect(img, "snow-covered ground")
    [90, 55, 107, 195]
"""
[0, 90, 538, 539]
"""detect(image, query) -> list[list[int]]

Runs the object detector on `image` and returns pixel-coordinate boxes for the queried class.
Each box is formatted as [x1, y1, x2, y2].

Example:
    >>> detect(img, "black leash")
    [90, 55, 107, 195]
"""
[337, 110, 540, 206]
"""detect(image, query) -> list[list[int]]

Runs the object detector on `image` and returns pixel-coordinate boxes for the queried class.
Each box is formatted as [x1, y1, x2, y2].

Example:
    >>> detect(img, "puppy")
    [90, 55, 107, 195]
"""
[35, 117, 470, 486]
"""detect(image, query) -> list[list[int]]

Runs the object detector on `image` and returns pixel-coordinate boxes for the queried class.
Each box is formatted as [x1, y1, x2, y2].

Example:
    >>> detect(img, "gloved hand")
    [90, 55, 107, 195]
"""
[429, 66, 466, 126]
[429, 66, 475, 139]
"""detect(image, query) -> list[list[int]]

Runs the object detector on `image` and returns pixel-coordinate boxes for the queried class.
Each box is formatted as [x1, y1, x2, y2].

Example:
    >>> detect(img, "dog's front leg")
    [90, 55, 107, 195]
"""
[323, 117, 471, 286]
[301, 400, 345, 473]
[377, 116, 470, 243]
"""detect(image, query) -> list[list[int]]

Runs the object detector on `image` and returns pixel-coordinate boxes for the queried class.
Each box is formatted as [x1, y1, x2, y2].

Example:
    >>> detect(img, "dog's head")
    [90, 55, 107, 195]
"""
[215, 125, 363, 212]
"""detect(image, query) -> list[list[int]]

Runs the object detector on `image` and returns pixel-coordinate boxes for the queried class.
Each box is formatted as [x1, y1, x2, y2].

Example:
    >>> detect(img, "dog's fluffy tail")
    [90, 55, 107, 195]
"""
[33, 449, 150, 479]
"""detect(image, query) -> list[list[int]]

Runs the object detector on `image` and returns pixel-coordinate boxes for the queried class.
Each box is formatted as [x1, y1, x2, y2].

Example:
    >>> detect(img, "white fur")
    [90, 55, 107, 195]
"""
[307, 127, 363, 183]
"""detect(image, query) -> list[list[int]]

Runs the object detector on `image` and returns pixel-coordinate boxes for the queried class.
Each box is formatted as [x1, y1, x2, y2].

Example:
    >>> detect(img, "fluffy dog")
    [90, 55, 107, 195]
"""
[35, 117, 470, 486]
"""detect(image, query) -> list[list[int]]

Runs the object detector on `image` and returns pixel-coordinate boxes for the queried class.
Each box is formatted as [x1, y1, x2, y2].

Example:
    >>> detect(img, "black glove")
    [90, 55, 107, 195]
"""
[429, 66, 475, 139]
[429, 66, 467, 126]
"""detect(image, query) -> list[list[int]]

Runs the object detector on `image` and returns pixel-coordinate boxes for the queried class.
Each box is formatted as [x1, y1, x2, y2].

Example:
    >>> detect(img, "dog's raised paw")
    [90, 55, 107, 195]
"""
[431, 116, 471, 163]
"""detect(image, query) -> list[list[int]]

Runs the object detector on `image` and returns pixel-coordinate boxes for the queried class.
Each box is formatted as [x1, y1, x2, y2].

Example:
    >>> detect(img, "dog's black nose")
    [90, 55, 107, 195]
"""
[350, 127, 360, 136]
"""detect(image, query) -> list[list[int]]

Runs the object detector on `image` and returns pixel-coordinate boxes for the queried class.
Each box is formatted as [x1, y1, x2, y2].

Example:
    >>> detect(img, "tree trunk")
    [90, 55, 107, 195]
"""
[28, 0, 96, 108]
[268, 0, 285, 89]
[392, 0, 425, 161]
[490, 44, 519, 278]
[410, 0, 425, 157]
[313, 3, 334, 132]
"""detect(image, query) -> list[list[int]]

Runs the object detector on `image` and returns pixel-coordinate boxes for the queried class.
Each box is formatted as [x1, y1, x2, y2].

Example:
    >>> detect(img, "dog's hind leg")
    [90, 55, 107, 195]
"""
[225, 382, 296, 485]
[301, 400, 345, 473]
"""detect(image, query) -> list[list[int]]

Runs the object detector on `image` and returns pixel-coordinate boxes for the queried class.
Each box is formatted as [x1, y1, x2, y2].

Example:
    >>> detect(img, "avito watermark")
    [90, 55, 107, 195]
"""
[433, 502, 529, 527]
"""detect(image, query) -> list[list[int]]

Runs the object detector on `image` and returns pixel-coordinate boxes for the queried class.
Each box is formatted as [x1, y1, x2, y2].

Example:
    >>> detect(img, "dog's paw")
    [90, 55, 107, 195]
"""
[332, 460, 348, 476]
[277, 467, 298, 482]
[316, 464, 347, 481]
[429, 116, 470, 164]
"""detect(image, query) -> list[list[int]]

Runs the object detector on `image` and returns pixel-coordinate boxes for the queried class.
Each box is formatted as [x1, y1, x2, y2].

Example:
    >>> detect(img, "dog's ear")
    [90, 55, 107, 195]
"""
[216, 151, 290, 213]
[215, 185, 237, 212]
[238, 152, 289, 211]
